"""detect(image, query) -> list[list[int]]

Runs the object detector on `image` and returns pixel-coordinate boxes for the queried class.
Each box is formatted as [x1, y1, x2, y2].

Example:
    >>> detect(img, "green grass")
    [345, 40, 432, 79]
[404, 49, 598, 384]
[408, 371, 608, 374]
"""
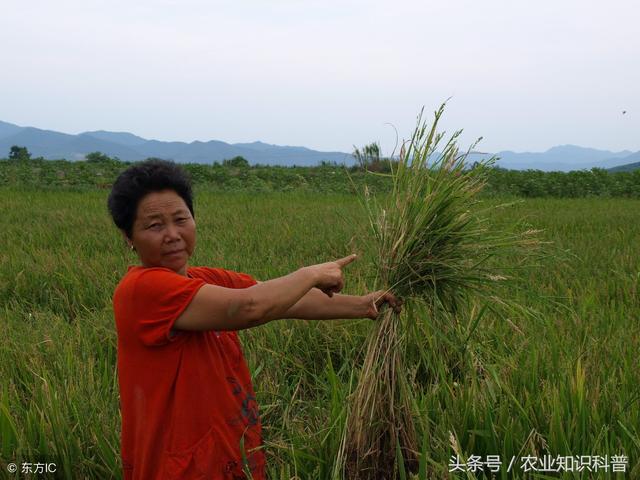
[0, 188, 638, 478]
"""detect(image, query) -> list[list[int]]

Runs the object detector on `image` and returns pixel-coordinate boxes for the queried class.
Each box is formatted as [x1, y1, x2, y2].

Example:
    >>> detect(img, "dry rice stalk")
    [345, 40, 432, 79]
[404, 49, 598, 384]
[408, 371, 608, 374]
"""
[343, 307, 418, 478]
[340, 104, 541, 478]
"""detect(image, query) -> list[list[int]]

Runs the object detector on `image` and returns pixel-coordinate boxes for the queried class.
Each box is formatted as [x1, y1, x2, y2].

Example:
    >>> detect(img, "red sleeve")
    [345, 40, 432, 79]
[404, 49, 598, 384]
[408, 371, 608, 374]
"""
[188, 267, 257, 289]
[215, 269, 257, 289]
[129, 268, 206, 347]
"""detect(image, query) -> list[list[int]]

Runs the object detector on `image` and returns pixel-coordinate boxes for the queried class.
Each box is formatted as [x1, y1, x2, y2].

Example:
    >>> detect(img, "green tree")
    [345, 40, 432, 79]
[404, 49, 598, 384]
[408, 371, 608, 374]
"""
[85, 151, 113, 163]
[352, 142, 394, 173]
[8, 145, 31, 161]
[353, 142, 380, 170]
[222, 156, 250, 168]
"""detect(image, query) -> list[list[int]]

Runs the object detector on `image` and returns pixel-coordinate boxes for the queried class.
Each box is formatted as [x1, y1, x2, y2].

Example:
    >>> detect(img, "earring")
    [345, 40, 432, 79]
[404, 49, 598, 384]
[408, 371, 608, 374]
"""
[129, 244, 135, 251]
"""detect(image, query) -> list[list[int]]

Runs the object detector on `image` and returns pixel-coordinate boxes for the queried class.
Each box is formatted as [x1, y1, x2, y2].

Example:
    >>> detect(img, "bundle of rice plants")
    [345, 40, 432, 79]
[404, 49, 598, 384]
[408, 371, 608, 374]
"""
[338, 104, 541, 478]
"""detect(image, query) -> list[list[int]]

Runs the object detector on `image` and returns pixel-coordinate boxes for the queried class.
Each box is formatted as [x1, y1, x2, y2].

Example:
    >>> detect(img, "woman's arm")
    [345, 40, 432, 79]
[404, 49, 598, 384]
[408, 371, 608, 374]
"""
[278, 285, 402, 320]
[173, 255, 358, 332]
[283, 287, 368, 319]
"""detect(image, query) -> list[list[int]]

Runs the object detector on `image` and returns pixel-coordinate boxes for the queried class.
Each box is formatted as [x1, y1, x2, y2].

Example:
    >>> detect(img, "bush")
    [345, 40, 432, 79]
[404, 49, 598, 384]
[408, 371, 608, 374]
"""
[222, 156, 250, 168]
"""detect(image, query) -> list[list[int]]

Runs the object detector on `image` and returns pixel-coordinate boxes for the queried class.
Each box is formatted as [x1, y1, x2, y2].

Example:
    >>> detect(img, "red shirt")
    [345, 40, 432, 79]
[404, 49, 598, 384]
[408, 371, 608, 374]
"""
[113, 266, 265, 480]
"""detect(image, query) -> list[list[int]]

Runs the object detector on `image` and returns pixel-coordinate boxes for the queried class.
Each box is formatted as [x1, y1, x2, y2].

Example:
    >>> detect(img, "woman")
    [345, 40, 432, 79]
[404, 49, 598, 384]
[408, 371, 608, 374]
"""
[108, 159, 402, 480]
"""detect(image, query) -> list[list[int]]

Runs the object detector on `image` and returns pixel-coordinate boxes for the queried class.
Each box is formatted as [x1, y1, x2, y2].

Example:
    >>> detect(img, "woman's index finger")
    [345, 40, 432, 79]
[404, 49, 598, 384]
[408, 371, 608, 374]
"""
[335, 254, 357, 267]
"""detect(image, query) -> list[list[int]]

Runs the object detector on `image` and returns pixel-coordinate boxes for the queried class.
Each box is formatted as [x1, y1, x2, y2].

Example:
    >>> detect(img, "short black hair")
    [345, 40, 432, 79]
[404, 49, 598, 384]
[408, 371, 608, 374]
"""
[107, 159, 194, 239]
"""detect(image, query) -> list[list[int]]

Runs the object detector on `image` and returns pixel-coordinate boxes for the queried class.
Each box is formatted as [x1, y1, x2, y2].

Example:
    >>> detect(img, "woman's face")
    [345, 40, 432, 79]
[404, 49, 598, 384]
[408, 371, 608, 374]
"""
[128, 189, 196, 276]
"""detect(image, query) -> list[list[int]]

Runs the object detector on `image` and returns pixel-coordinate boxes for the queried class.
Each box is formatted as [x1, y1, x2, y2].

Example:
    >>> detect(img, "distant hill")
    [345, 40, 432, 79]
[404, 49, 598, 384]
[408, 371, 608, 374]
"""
[83, 130, 148, 147]
[472, 145, 637, 172]
[608, 162, 640, 172]
[0, 120, 24, 139]
[1, 120, 638, 170]
[607, 152, 640, 172]
[0, 120, 353, 166]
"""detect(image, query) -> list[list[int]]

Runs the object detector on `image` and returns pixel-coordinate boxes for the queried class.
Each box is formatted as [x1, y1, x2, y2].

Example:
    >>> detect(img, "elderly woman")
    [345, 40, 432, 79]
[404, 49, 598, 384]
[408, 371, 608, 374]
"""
[108, 159, 401, 480]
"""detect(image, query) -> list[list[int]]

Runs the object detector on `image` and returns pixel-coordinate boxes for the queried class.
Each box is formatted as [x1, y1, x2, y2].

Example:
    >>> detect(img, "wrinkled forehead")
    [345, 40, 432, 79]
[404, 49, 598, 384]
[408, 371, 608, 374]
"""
[136, 190, 190, 220]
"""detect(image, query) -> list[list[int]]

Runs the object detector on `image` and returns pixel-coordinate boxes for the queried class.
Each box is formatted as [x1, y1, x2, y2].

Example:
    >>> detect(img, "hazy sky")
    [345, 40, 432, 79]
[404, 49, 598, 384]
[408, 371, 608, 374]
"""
[2, 0, 638, 154]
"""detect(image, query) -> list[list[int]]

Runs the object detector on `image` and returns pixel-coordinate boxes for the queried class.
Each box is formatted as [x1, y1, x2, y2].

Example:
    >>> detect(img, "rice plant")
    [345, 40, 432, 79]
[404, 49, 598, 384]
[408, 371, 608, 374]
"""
[339, 104, 542, 478]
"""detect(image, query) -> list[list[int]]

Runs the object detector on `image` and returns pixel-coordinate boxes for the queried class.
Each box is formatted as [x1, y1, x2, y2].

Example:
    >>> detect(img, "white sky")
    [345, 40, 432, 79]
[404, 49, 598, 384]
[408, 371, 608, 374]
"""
[1, 0, 638, 154]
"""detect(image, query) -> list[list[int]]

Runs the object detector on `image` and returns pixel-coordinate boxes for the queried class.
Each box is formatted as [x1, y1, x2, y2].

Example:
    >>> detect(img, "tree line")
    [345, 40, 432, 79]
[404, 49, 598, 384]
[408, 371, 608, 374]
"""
[2, 145, 639, 197]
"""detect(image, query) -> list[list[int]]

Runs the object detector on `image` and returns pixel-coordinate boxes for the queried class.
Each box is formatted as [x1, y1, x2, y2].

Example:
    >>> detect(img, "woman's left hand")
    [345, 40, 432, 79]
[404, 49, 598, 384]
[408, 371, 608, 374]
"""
[362, 290, 403, 319]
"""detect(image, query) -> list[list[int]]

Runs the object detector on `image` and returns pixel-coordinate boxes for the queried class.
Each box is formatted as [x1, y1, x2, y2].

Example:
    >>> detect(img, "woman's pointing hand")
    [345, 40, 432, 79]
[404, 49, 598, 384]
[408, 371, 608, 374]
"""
[304, 254, 358, 297]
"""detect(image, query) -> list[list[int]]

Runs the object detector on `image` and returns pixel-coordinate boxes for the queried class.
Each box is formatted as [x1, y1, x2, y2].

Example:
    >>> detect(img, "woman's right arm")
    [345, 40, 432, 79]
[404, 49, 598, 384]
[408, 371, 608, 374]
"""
[172, 255, 357, 332]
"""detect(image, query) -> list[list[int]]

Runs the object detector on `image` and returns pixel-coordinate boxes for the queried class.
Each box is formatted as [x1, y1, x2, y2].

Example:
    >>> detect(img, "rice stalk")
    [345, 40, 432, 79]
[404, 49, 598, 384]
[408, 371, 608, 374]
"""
[340, 104, 542, 478]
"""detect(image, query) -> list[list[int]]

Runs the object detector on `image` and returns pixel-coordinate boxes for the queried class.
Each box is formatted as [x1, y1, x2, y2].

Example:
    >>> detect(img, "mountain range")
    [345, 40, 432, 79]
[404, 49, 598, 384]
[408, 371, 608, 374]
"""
[485, 146, 639, 172]
[1, 120, 638, 171]
[0, 121, 352, 167]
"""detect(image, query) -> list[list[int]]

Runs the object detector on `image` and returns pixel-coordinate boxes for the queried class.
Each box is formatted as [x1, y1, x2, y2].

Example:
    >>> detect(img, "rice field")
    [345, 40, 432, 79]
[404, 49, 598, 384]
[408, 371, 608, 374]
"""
[0, 187, 639, 479]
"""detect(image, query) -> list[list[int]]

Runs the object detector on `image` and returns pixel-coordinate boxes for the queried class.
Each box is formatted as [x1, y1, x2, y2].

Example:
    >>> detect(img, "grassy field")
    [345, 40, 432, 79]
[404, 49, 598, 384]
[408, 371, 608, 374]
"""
[1, 188, 639, 479]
